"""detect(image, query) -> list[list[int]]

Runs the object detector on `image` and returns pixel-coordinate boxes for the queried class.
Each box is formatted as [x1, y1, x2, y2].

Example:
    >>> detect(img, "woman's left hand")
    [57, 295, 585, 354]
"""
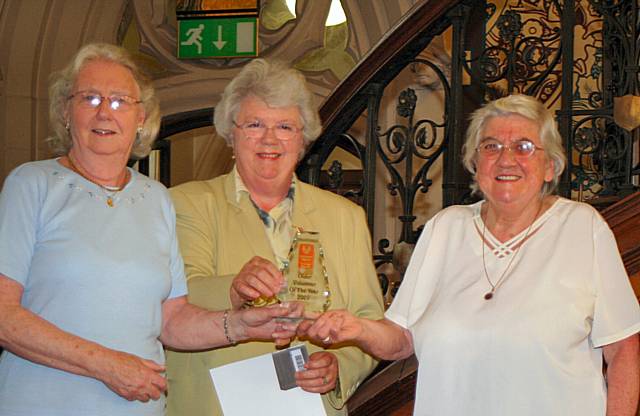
[230, 256, 284, 309]
[295, 351, 339, 393]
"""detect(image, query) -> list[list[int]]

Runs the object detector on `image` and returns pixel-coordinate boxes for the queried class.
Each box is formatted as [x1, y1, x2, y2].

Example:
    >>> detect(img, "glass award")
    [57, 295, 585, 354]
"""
[278, 229, 331, 315]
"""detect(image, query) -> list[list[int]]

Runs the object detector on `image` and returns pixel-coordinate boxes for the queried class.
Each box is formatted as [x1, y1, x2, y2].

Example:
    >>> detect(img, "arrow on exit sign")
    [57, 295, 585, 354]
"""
[178, 17, 258, 59]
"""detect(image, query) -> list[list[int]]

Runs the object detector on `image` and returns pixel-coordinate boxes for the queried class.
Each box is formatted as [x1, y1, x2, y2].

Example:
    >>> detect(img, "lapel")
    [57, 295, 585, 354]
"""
[223, 172, 276, 263]
[292, 180, 318, 233]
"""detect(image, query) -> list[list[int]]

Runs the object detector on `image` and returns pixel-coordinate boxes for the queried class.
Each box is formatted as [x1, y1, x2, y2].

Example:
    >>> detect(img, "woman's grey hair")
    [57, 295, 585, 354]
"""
[47, 43, 160, 158]
[214, 59, 322, 152]
[461, 94, 567, 196]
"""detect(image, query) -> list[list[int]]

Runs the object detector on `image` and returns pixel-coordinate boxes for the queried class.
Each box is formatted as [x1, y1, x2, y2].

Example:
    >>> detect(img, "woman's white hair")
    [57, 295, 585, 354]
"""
[461, 94, 567, 196]
[47, 43, 160, 158]
[214, 59, 321, 152]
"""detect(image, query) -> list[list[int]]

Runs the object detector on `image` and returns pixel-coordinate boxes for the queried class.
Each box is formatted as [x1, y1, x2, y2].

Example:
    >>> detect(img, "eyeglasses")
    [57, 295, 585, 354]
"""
[68, 91, 142, 112]
[476, 139, 544, 159]
[233, 120, 302, 141]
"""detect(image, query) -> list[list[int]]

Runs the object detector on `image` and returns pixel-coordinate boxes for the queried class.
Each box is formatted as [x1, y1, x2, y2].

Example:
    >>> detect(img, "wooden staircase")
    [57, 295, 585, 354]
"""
[602, 192, 640, 300]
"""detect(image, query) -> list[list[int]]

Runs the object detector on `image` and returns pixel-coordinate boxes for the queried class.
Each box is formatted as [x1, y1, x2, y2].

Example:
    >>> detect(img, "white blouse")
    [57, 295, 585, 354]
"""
[386, 197, 640, 416]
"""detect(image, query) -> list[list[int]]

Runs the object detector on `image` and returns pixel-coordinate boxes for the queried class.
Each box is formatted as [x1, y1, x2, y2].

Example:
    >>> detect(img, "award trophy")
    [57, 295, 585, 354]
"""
[278, 228, 331, 315]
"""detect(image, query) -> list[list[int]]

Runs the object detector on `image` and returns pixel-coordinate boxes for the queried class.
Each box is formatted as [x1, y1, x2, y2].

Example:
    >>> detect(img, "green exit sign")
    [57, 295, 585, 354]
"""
[178, 17, 258, 59]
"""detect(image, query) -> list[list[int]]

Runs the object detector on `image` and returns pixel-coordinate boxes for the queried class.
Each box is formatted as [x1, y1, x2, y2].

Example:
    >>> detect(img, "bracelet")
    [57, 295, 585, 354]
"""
[223, 309, 236, 345]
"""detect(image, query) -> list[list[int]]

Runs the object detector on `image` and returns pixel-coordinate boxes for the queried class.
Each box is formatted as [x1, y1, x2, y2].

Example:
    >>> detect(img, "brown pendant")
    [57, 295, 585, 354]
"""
[106, 197, 114, 207]
[484, 292, 493, 300]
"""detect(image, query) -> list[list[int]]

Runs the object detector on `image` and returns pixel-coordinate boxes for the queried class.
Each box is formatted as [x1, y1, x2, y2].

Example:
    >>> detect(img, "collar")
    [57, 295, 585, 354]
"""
[232, 165, 296, 208]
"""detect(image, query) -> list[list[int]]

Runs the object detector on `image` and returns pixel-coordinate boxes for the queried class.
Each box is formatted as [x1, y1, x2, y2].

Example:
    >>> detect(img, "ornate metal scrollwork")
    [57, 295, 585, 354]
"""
[592, 0, 639, 97]
[299, 0, 640, 299]
[465, 0, 637, 198]
[367, 59, 451, 298]
[376, 59, 450, 245]
[572, 115, 634, 197]
[321, 133, 366, 203]
[568, 0, 639, 197]
[465, 0, 563, 99]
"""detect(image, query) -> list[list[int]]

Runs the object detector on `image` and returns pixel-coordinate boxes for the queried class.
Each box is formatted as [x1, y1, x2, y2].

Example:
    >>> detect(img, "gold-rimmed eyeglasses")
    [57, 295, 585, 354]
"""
[476, 139, 544, 159]
[68, 91, 142, 112]
[233, 120, 302, 141]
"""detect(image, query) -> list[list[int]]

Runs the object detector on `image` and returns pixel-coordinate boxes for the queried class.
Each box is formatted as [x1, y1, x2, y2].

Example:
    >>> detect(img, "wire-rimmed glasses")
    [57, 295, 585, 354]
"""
[476, 139, 544, 159]
[233, 120, 302, 141]
[68, 91, 142, 112]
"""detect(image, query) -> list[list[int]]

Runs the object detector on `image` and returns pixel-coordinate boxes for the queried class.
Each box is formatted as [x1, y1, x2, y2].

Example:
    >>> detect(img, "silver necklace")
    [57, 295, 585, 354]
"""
[481, 202, 543, 300]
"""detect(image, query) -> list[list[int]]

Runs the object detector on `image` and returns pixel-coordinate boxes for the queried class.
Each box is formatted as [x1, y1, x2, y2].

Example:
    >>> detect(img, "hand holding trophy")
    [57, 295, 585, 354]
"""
[230, 256, 285, 310]
[233, 227, 331, 321]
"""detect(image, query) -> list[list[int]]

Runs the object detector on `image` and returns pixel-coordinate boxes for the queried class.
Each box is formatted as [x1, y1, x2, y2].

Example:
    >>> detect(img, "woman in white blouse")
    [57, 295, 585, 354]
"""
[299, 94, 640, 416]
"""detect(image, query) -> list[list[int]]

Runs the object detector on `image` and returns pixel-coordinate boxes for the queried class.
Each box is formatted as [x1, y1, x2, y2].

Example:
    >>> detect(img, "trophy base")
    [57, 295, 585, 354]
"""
[247, 295, 280, 308]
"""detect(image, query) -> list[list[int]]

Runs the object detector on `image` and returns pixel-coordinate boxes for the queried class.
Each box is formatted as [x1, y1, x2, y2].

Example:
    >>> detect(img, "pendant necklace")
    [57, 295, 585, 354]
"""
[481, 202, 543, 300]
[66, 155, 128, 207]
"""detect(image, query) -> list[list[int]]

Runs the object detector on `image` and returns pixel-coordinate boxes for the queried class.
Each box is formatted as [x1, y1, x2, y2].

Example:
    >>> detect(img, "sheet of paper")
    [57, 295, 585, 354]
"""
[210, 348, 326, 416]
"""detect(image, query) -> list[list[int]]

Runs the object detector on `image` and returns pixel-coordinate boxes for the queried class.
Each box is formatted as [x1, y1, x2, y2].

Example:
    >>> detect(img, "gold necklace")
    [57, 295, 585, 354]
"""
[481, 202, 543, 300]
[66, 155, 128, 207]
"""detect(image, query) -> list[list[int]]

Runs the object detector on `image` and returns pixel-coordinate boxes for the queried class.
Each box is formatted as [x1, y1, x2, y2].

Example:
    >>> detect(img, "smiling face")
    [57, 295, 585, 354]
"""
[66, 59, 145, 164]
[475, 114, 554, 210]
[232, 96, 304, 196]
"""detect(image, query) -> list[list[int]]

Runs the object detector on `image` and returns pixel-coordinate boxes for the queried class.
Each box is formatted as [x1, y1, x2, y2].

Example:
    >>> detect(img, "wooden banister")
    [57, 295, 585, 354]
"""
[601, 191, 640, 299]
[316, 0, 462, 140]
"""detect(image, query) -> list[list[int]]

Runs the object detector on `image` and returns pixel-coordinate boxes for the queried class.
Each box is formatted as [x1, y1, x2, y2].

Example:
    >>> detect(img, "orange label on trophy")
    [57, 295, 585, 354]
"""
[298, 243, 315, 275]
[277, 229, 331, 316]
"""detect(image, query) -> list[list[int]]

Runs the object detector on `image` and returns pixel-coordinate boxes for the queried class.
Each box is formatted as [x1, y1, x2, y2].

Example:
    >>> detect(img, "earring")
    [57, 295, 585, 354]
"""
[65, 121, 70, 131]
[134, 126, 143, 146]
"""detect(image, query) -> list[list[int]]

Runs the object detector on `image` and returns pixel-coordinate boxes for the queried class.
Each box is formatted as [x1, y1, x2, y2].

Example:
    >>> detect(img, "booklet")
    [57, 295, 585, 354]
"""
[210, 345, 326, 415]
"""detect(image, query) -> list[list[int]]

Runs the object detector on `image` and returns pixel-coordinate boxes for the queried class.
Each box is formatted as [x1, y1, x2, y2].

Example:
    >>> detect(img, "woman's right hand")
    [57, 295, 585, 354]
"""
[298, 312, 414, 361]
[231, 303, 304, 346]
[98, 350, 167, 402]
[0, 273, 167, 403]
[297, 309, 364, 346]
[230, 256, 284, 309]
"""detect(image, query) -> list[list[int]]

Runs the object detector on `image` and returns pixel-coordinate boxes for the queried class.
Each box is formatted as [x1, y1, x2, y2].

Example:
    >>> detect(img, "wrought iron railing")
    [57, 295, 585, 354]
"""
[143, 0, 639, 302]
[295, 0, 640, 301]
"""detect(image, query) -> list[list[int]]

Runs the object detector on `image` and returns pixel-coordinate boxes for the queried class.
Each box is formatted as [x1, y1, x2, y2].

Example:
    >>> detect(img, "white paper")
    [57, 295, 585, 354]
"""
[210, 348, 326, 416]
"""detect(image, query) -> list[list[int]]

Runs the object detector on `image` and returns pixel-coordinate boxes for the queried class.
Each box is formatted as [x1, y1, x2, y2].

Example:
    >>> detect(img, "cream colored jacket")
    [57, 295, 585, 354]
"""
[165, 171, 384, 416]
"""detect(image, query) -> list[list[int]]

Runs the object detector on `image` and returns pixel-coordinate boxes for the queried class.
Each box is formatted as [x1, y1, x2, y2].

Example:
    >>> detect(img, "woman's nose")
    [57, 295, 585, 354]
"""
[95, 99, 114, 119]
[496, 145, 518, 165]
[259, 126, 280, 144]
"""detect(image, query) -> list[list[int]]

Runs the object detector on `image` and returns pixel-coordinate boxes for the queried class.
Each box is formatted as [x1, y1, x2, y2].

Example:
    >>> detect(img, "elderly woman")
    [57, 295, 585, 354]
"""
[300, 94, 640, 415]
[0, 43, 297, 416]
[165, 59, 384, 416]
